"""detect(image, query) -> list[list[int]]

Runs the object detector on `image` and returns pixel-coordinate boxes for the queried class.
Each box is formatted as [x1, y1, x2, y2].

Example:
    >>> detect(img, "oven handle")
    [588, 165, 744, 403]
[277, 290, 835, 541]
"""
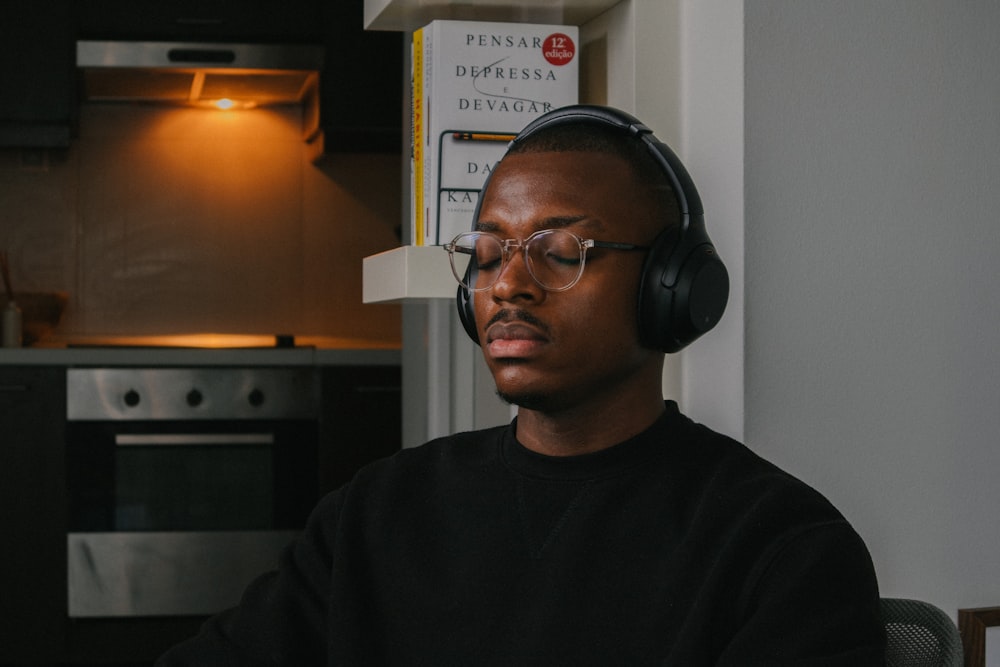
[114, 433, 275, 446]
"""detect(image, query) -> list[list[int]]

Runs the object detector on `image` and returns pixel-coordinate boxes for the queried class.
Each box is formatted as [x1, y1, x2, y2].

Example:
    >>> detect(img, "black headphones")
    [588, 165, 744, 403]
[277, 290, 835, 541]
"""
[456, 104, 729, 353]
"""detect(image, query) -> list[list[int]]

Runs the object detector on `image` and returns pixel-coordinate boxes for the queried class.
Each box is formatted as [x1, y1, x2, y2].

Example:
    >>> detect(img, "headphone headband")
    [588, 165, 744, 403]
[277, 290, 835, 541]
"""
[511, 105, 704, 219]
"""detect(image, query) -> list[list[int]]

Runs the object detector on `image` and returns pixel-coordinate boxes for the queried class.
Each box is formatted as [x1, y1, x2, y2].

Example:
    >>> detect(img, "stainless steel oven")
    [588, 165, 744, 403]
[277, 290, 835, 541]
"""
[66, 367, 319, 618]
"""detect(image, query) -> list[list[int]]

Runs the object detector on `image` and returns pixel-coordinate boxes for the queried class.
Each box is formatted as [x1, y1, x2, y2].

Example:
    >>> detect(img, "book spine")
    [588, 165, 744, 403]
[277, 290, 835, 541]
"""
[411, 27, 424, 246]
[422, 27, 435, 247]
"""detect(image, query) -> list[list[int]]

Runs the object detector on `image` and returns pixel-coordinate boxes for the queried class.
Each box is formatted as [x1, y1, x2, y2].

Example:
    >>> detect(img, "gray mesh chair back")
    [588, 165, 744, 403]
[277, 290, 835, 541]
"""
[881, 597, 963, 667]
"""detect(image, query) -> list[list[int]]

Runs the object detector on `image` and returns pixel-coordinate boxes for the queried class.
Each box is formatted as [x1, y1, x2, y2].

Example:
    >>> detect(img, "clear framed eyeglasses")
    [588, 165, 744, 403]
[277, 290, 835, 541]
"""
[444, 228, 649, 293]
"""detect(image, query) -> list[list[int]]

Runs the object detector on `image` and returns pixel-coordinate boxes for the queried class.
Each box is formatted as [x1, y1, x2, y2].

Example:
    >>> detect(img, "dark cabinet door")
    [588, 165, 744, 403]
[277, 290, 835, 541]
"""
[0, 2, 75, 147]
[76, 0, 325, 42]
[319, 364, 402, 494]
[0, 367, 67, 662]
[318, 0, 404, 153]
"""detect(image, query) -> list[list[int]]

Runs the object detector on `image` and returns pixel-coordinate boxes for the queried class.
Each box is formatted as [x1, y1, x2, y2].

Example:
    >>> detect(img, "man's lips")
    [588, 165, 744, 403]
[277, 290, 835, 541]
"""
[484, 311, 549, 358]
[486, 322, 547, 343]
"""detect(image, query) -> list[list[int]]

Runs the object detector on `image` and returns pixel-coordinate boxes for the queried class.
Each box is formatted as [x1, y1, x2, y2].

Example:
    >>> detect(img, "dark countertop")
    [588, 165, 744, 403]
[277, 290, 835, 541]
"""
[0, 335, 401, 367]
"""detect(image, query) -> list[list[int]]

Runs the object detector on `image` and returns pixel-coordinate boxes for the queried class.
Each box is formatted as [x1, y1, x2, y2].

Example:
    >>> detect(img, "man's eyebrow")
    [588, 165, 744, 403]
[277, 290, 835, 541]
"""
[474, 215, 594, 234]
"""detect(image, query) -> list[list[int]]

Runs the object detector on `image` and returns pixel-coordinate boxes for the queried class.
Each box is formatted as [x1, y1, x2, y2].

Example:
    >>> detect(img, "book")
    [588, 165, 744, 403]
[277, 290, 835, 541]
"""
[411, 20, 580, 246]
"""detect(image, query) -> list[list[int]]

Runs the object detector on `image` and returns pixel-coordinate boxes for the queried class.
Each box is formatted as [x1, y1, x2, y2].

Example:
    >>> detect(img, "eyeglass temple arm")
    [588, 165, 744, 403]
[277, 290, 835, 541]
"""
[590, 241, 650, 251]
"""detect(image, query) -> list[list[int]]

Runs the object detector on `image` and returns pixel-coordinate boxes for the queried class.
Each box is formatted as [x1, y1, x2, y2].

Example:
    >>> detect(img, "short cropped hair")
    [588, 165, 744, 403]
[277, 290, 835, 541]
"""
[505, 122, 680, 235]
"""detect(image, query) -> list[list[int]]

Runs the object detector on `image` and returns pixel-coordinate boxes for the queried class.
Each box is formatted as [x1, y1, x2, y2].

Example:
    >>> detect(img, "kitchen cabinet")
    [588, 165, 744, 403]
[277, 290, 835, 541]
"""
[0, 2, 76, 147]
[319, 0, 404, 153]
[0, 367, 67, 663]
[318, 364, 402, 493]
[76, 0, 326, 42]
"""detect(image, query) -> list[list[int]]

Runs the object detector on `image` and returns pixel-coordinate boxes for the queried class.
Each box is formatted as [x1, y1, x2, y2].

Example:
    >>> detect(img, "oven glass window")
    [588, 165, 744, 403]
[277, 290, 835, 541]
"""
[114, 444, 274, 531]
[67, 421, 318, 533]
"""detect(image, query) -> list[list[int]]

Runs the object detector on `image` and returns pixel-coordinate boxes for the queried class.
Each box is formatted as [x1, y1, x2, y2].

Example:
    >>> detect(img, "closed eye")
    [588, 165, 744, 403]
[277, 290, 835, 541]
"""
[476, 256, 503, 271]
[543, 250, 582, 267]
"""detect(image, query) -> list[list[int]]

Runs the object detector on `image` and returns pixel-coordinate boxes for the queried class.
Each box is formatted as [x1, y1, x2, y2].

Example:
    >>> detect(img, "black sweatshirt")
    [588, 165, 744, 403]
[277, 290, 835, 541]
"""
[157, 401, 885, 666]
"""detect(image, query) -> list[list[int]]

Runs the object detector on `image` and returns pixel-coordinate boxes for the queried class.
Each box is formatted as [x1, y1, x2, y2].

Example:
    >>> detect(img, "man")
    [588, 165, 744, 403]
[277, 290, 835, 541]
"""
[158, 105, 885, 665]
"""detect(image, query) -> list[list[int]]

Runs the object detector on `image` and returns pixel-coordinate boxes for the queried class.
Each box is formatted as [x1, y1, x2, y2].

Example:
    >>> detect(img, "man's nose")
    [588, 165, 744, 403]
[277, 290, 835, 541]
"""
[492, 245, 540, 298]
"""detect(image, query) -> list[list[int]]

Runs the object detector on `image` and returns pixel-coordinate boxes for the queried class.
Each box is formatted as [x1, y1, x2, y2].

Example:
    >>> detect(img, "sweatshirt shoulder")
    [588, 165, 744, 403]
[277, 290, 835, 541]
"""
[673, 415, 847, 523]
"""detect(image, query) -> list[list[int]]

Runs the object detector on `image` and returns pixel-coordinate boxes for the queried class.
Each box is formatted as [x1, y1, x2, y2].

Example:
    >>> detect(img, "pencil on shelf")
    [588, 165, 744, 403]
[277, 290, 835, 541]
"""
[451, 132, 517, 142]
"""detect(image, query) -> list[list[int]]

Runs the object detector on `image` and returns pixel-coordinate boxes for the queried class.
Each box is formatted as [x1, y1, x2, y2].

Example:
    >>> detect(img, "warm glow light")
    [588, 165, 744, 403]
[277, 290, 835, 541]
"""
[84, 334, 282, 348]
[205, 98, 258, 110]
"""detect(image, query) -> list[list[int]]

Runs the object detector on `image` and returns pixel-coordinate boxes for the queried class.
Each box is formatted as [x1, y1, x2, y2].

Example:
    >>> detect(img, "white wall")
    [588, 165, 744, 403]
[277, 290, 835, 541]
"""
[579, 0, 745, 440]
[673, 1, 745, 440]
[741, 0, 1000, 624]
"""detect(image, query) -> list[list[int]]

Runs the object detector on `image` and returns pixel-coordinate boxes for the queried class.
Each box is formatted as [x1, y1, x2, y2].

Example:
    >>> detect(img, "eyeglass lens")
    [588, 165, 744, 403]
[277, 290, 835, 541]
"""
[448, 230, 585, 292]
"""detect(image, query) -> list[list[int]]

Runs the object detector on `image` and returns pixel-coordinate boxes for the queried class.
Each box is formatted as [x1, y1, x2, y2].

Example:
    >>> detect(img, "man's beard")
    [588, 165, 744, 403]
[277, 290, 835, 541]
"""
[495, 387, 556, 412]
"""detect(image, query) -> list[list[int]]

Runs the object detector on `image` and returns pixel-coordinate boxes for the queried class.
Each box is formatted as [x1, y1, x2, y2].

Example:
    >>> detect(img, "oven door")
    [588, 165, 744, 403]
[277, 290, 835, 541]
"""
[66, 420, 317, 618]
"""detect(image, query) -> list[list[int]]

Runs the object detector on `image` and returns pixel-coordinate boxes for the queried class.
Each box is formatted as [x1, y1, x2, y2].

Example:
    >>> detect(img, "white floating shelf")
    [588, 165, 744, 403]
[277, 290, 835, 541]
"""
[364, 0, 622, 31]
[363, 245, 457, 303]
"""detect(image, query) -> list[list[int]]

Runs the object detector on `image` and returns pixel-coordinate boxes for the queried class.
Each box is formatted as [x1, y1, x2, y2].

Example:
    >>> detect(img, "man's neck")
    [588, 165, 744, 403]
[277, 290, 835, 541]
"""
[514, 394, 666, 457]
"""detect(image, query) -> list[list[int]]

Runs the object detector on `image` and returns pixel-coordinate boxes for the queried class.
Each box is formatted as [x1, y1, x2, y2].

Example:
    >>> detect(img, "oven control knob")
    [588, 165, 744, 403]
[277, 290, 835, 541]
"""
[124, 389, 141, 408]
[186, 389, 203, 407]
[248, 388, 265, 407]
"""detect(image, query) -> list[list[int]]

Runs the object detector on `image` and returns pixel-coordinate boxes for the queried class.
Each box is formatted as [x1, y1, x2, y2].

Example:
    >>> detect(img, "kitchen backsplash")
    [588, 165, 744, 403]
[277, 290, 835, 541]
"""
[0, 103, 402, 346]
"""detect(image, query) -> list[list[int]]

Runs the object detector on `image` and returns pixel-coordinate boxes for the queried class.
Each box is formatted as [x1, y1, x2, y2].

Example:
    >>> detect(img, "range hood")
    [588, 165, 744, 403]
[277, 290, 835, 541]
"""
[76, 40, 324, 110]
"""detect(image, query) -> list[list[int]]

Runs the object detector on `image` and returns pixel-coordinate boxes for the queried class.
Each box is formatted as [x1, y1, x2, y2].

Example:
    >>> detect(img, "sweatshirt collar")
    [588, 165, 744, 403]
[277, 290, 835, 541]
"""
[500, 401, 683, 481]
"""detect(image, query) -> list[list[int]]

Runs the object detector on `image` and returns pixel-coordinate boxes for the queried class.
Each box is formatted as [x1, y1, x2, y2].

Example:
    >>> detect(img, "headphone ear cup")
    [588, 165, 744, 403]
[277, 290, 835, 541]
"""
[639, 229, 729, 353]
[637, 230, 678, 351]
[457, 282, 479, 345]
[456, 162, 493, 346]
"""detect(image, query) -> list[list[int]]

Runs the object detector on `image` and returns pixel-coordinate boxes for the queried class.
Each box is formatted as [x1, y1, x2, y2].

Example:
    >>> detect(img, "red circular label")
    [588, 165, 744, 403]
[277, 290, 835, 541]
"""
[542, 32, 576, 66]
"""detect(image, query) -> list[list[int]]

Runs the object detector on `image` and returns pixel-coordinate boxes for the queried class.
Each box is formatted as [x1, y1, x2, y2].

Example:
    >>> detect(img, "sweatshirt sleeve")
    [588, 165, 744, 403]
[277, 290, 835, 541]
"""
[154, 489, 344, 667]
[716, 519, 886, 666]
